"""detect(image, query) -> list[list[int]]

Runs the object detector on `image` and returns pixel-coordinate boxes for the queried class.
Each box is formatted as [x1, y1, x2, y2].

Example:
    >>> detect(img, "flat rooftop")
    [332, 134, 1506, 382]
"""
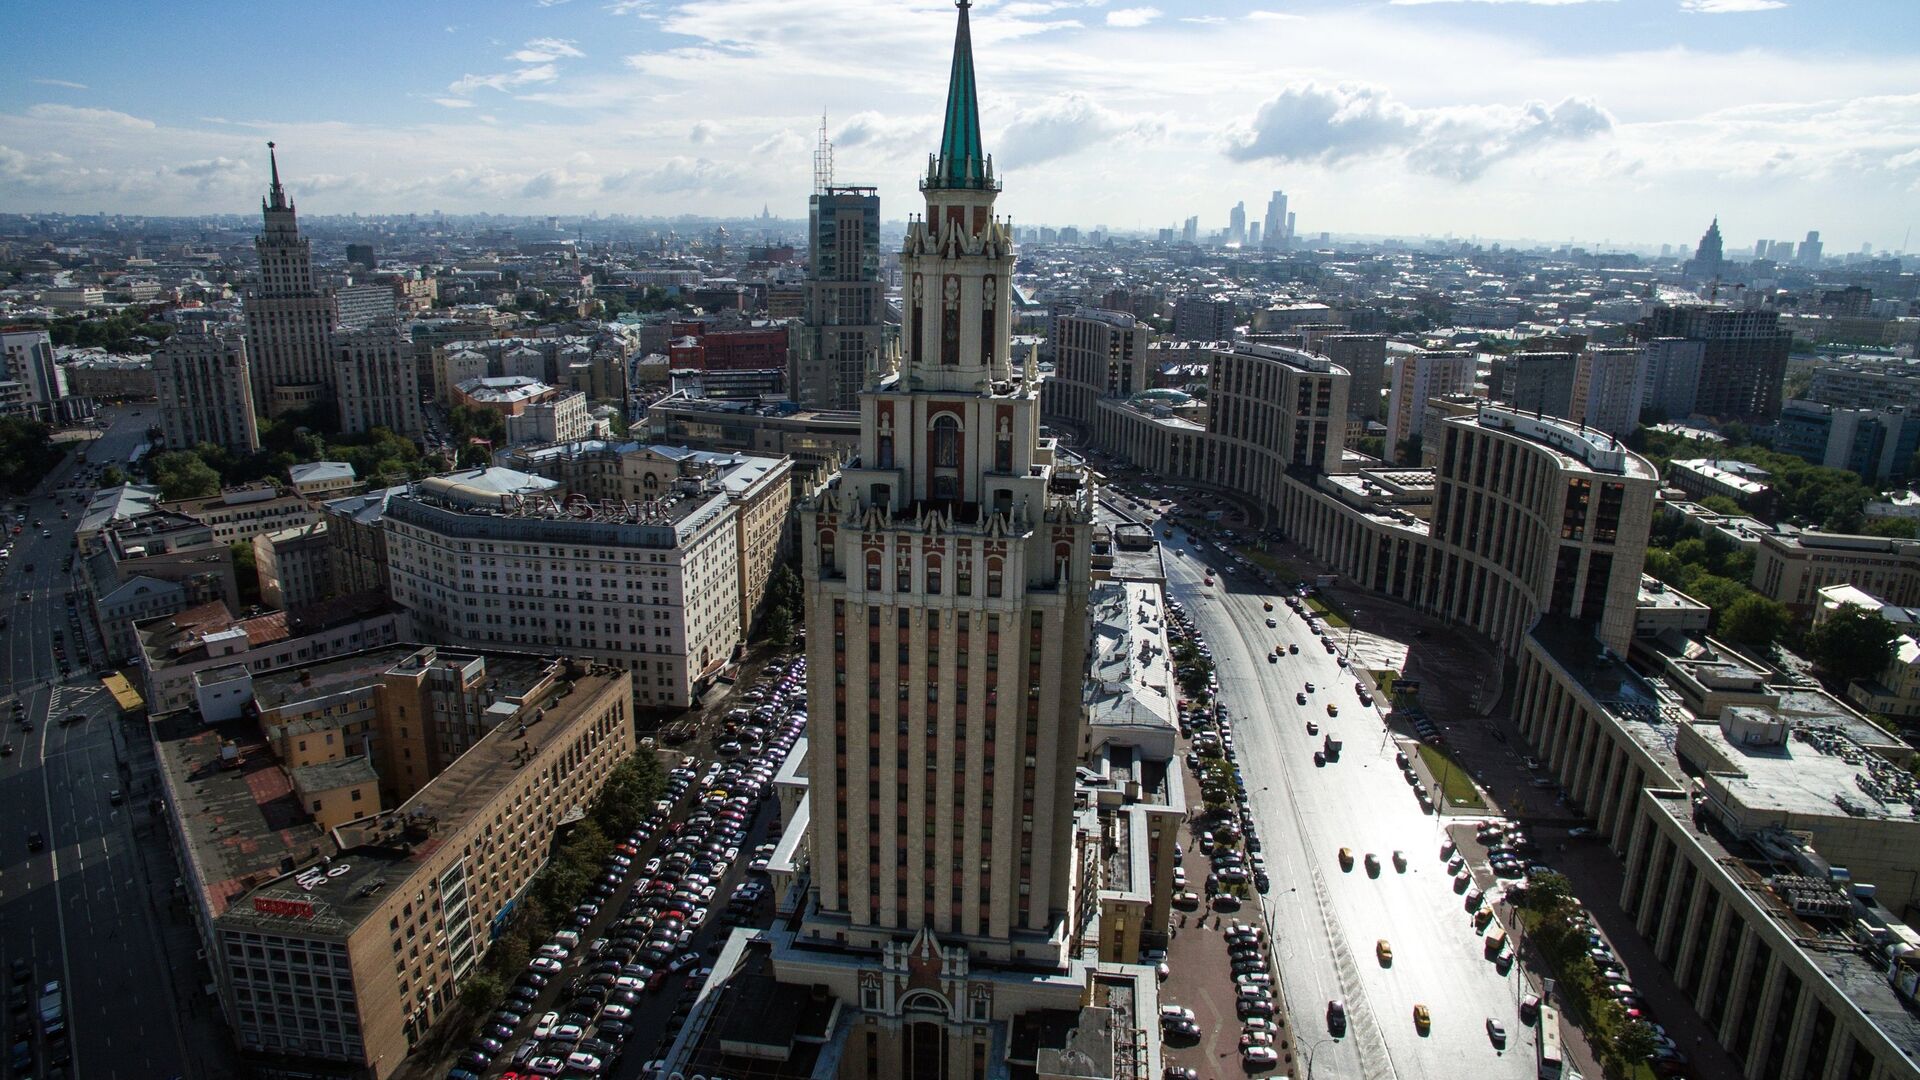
[1085, 581, 1177, 735]
[216, 659, 621, 937]
[1532, 617, 1683, 778]
[1642, 791, 1920, 1066]
[1684, 712, 1920, 822]
[154, 712, 328, 918]
[670, 939, 835, 1079]
[252, 643, 551, 715]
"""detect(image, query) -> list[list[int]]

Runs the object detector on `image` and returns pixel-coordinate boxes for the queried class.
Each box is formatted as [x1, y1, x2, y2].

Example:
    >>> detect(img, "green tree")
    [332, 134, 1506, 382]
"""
[1697, 494, 1743, 516]
[761, 604, 794, 646]
[458, 972, 502, 1014]
[99, 465, 127, 487]
[487, 931, 529, 979]
[147, 450, 221, 499]
[1613, 1020, 1660, 1070]
[0, 417, 62, 495]
[457, 442, 493, 468]
[1863, 516, 1918, 539]
[590, 755, 666, 841]
[1719, 593, 1790, 651]
[1804, 603, 1901, 685]
[1519, 871, 1574, 915]
[232, 541, 262, 609]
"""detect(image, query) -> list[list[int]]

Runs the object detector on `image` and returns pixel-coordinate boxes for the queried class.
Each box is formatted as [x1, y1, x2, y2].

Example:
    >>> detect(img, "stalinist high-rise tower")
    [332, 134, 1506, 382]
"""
[796, 0, 1096, 964]
[244, 143, 338, 416]
[664, 14, 1160, 1080]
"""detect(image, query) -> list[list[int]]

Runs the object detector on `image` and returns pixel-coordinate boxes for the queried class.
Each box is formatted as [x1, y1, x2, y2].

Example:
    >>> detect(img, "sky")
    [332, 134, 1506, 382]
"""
[4, 0, 1919, 252]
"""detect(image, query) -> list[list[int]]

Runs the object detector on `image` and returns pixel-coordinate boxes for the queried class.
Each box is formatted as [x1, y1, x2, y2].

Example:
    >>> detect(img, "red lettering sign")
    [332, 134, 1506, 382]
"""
[253, 897, 316, 919]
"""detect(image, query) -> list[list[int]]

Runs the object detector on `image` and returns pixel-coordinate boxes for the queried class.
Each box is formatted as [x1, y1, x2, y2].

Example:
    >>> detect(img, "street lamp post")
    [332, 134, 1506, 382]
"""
[1303, 1034, 1341, 1080]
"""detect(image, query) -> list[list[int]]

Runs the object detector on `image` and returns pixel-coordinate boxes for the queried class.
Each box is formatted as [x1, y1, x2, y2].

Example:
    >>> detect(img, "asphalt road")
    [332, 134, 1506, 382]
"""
[0, 407, 195, 1080]
[1139, 507, 1540, 1080]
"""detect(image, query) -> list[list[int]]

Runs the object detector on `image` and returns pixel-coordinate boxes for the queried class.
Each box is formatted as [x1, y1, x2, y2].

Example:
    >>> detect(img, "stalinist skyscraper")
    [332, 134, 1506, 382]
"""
[663, 14, 1163, 1078]
[798, 0, 1096, 962]
[244, 143, 338, 416]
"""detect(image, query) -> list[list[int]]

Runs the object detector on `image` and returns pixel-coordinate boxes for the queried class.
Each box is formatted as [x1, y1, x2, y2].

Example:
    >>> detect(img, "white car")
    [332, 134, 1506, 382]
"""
[1243, 1045, 1280, 1066]
[528, 957, 562, 974]
[566, 1051, 605, 1074]
[555, 1023, 586, 1041]
[536, 944, 570, 960]
[600, 1002, 633, 1021]
[533, 1011, 560, 1038]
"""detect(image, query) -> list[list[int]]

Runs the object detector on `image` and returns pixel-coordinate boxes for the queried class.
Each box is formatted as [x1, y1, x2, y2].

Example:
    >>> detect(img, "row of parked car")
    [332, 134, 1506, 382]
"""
[448, 656, 809, 1080]
[1159, 923, 1284, 1076]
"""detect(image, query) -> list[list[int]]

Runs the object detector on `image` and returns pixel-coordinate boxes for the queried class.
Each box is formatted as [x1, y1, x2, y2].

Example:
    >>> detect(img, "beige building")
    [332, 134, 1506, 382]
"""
[161, 482, 318, 546]
[334, 324, 424, 436]
[154, 330, 261, 454]
[501, 440, 794, 639]
[383, 471, 741, 708]
[288, 462, 358, 500]
[245, 147, 340, 415]
[1752, 529, 1920, 615]
[1384, 347, 1475, 459]
[253, 520, 334, 614]
[663, 14, 1163, 1079]
[1042, 307, 1152, 431]
[503, 389, 595, 445]
[1511, 625, 1920, 1080]
[154, 648, 634, 1079]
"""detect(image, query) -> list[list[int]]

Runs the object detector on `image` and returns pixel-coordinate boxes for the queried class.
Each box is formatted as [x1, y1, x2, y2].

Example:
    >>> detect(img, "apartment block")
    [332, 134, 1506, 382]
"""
[152, 648, 634, 1079]
[1042, 307, 1152, 431]
[383, 470, 741, 708]
[334, 324, 424, 437]
[1385, 348, 1476, 459]
[498, 440, 793, 638]
[132, 594, 412, 717]
[161, 482, 318, 546]
[153, 330, 261, 454]
[254, 521, 334, 614]
[1751, 530, 1920, 615]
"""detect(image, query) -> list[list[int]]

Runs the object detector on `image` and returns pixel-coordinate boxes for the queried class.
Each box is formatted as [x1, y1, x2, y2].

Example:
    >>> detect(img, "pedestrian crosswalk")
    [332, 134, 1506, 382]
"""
[51, 684, 104, 713]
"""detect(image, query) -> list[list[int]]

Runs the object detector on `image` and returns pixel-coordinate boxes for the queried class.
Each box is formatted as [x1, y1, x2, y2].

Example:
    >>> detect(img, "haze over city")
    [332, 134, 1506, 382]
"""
[6, 0, 1920, 249]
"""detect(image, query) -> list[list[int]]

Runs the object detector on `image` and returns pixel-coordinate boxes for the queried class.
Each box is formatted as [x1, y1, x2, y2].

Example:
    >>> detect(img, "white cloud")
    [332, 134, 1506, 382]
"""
[536, 0, 573, 6]
[604, 0, 651, 12]
[449, 63, 560, 95]
[509, 37, 585, 62]
[1245, 10, 1305, 21]
[1679, 0, 1785, 11]
[1179, 15, 1225, 23]
[998, 92, 1159, 167]
[1224, 81, 1612, 180]
[689, 120, 715, 143]
[1105, 7, 1161, 27]
[434, 97, 477, 109]
[31, 78, 88, 90]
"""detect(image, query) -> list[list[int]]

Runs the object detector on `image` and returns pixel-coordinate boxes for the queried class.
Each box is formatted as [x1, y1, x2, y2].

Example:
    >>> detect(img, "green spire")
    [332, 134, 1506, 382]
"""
[930, 0, 994, 190]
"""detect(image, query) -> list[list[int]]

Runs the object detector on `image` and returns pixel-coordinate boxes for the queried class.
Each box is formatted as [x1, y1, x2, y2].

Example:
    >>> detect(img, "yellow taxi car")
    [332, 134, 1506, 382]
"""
[1376, 939, 1393, 965]
[1339, 847, 1355, 870]
[1327, 703, 1339, 716]
[1413, 1003, 1431, 1033]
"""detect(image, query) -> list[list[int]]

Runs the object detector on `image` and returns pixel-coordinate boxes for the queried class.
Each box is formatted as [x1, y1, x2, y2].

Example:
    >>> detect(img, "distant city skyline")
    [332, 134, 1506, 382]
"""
[5, 0, 1918, 251]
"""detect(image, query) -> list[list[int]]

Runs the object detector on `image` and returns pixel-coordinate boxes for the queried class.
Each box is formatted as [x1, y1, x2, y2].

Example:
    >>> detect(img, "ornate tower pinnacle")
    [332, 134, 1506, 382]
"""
[926, 0, 995, 192]
[264, 141, 291, 213]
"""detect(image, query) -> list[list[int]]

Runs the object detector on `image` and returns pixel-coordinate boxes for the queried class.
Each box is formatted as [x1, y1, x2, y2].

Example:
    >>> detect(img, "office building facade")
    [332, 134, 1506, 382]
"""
[334, 324, 423, 437]
[1636, 305, 1791, 423]
[154, 329, 262, 455]
[1385, 348, 1475, 459]
[793, 186, 885, 410]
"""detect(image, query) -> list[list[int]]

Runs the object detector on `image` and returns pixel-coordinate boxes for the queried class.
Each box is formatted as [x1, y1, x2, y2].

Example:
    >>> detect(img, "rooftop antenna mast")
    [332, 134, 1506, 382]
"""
[813, 113, 834, 195]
